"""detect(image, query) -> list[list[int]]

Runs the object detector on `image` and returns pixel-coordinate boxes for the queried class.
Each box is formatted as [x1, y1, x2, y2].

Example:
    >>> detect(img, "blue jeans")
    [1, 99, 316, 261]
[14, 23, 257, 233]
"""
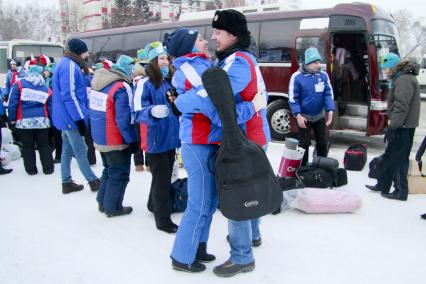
[61, 129, 97, 183]
[97, 149, 131, 213]
[228, 145, 267, 265]
[171, 144, 219, 265]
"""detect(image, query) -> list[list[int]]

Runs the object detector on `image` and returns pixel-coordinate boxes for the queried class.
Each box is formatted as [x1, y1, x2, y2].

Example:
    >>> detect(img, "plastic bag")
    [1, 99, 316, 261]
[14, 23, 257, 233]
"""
[0, 150, 11, 166]
[1, 128, 13, 145]
[282, 188, 361, 214]
[2, 144, 20, 160]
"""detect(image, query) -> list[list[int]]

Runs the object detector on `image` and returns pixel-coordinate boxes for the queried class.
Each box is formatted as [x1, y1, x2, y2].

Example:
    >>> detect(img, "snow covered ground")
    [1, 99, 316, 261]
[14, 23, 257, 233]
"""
[1, 141, 426, 284]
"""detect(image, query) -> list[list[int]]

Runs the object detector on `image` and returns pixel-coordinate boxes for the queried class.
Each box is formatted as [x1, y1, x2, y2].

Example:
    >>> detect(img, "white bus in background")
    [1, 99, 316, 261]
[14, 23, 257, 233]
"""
[0, 39, 64, 88]
[418, 54, 426, 92]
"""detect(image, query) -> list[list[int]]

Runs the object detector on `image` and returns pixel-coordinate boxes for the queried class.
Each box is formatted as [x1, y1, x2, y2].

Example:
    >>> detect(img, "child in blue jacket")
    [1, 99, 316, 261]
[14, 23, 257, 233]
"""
[8, 65, 54, 175]
[134, 42, 180, 233]
[90, 55, 138, 217]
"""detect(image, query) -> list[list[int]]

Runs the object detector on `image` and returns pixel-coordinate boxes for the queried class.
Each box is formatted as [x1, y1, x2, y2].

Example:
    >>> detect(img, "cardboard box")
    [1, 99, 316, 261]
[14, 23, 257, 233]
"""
[408, 160, 426, 194]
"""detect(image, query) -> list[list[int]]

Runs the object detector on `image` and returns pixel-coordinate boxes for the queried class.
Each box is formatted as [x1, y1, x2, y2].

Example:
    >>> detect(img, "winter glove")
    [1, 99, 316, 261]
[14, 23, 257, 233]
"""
[384, 127, 397, 144]
[151, 105, 169, 118]
[129, 142, 140, 154]
[75, 119, 87, 137]
[251, 91, 267, 112]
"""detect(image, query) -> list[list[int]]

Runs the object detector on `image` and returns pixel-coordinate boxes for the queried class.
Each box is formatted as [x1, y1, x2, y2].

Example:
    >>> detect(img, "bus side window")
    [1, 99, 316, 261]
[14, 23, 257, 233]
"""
[295, 37, 325, 64]
[259, 19, 299, 63]
[123, 31, 160, 58]
[0, 49, 7, 74]
[93, 35, 124, 62]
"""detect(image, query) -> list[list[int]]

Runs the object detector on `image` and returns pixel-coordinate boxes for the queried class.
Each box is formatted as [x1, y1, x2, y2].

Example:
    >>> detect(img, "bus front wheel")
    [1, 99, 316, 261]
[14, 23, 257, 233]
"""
[267, 99, 292, 141]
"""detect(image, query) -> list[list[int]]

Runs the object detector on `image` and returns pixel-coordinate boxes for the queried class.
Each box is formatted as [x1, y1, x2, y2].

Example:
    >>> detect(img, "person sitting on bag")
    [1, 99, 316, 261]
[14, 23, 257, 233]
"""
[289, 47, 335, 166]
[8, 64, 54, 175]
[89, 55, 138, 217]
[365, 53, 420, 201]
[134, 42, 181, 234]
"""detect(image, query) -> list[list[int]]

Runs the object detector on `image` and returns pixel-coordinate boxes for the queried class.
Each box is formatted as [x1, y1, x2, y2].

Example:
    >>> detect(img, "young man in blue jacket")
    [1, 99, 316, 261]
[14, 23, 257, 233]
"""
[289, 47, 335, 165]
[52, 38, 100, 194]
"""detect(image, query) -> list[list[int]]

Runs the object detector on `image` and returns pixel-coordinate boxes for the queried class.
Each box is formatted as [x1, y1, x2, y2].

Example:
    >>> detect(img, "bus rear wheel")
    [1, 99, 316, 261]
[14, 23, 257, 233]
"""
[267, 99, 292, 141]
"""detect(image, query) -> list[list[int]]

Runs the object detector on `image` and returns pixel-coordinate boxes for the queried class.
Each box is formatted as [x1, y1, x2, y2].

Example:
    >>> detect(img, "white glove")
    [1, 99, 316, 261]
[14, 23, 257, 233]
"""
[252, 91, 267, 112]
[151, 105, 169, 118]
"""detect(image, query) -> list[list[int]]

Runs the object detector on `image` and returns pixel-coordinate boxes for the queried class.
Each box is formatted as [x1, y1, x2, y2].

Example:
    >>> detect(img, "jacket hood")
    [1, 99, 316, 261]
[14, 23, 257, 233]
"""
[173, 53, 210, 69]
[392, 59, 420, 77]
[91, 68, 131, 91]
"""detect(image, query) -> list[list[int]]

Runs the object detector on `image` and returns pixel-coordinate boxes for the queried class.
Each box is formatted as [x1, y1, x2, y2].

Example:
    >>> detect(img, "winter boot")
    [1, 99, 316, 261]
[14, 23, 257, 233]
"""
[172, 258, 206, 273]
[89, 178, 100, 192]
[0, 166, 13, 175]
[213, 259, 255, 277]
[381, 191, 407, 201]
[98, 203, 105, 213]
[421, 213, 426, 220]
[195, 242, 216, 263]
[62, 181, 84, 194]
[106, 206, 133, 217]
[157, 222, 178, 234]
[252, 237, 262, 247]
[365, 184, 381, 192]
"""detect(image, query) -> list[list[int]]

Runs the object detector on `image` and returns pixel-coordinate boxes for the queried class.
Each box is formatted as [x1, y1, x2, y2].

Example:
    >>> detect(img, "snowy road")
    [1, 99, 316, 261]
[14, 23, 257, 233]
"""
[1, 141, 425, 284]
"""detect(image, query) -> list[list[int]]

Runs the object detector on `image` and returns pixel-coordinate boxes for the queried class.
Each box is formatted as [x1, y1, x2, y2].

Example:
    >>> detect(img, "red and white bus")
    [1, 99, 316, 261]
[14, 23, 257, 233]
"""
[71, 2, 399, 140]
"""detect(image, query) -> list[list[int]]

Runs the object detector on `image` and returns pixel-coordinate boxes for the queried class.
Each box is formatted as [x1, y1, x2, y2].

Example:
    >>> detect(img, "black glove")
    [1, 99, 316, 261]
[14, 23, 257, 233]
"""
[75, 119, 87, 137]
[129, 142, 140, 154]
[166, 88, 181, 117]
[384, 127, 397, 144]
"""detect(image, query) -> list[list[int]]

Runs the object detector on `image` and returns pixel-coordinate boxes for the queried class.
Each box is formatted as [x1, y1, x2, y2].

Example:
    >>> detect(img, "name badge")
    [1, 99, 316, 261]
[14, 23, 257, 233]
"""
[315, 81, 325, 93]
[21, 88, 49, 104]
[89, 90, 108, 112]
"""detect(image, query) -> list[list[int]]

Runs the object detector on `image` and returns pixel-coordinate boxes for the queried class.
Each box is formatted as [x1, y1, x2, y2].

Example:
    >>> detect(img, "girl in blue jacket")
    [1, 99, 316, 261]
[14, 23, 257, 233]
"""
[134, 42, 181, 233]
[8, 64, 54, 175]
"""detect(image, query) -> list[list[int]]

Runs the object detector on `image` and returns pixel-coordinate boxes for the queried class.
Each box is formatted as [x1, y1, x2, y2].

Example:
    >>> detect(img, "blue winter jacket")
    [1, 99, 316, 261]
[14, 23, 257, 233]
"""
[289, 65, 335, 117]
[173, 53, 257, 144]
[52, 57, 89, 130]
[134, 79, 180, 154]
[8, 79, 52, 123]
[89, 80, 137, 147]
[0, 88, 5, 116]
[3, 69, 25, 96]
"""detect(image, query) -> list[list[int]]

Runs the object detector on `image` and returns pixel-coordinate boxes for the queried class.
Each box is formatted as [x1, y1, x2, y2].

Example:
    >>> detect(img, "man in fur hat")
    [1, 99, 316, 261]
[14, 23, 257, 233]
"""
[211, 9, 269, 277]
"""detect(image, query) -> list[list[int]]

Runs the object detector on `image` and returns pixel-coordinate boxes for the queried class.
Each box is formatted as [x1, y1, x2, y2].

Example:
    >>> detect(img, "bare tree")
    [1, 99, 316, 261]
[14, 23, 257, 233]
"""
[392, 9, 426, 58]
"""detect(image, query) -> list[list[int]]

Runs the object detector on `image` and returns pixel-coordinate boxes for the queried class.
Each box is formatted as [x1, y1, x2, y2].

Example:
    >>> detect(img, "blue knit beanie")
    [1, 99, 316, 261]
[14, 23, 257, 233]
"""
[112, 55, 135, 77]
[164, 28, 199, 58]
[305, 47, 321, 65]
[144, 42, 167, 62]
[381, 53, 400, 69]
[67, 38, 89, 55]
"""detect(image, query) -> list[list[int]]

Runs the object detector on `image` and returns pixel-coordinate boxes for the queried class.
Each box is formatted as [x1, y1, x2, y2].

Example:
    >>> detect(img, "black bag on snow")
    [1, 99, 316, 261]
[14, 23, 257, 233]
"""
[368, 155, 384, 179]
[312, 156, 339, 172]
[201, 67, 282, 221]
[278, 177, 305, 191]
[296, 166, 334, 188]
[334, 168, 348, 187]
[344, 144, 367, 171]
[170, 178, 188, 213]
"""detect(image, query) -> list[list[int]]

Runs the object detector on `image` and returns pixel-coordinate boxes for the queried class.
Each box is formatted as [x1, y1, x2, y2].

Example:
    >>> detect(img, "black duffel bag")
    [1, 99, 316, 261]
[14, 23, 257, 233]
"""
[368, 155, 384, 179]
[296, 166, 334, 188]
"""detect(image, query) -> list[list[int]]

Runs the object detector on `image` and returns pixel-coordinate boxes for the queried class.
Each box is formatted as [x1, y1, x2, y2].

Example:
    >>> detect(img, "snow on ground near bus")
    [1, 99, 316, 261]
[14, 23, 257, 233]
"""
[1, 142, 426, 284]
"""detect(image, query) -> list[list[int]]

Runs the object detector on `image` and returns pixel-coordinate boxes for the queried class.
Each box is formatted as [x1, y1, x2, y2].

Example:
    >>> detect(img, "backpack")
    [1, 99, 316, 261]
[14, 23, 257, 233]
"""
[170, 178, 188, 213]
[368, 155, 384, 179]
[344, 144, 367, 171]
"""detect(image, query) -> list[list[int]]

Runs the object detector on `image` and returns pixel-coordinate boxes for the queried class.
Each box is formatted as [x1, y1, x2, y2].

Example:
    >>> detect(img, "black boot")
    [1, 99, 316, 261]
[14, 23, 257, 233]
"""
[421, 213, 426, 220]
[98, 203, 105, 213]
[381, 191, 407, 201]
[0, 166, 13, 175]
[196, 242, 216, 263]
[213, 259, 255, 277]
[89, 178, 100, 192]
[365, 184, 381, 192]
[106, 206, 133, 217]
[157, 222, 178, 234]
[172, 258, 206, 273]
[62, 181, 84, 194]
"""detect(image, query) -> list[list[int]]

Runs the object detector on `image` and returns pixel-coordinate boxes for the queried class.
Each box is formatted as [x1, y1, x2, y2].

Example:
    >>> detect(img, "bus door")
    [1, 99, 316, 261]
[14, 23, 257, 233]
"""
[0, 46, 8, 89]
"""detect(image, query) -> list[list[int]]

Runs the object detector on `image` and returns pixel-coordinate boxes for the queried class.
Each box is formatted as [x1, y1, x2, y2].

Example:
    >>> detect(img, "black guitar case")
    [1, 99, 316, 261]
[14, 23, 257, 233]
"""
[201, 67, 282, 221]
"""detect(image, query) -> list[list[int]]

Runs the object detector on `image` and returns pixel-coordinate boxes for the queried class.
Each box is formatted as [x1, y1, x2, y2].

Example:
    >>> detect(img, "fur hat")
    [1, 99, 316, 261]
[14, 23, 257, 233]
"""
[164, 27, 199, 57]
[212, 9, 251, 48]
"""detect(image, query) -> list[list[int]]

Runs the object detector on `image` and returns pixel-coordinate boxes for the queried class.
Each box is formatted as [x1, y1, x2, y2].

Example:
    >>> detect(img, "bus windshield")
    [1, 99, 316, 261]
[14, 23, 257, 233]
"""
[12, 45, 64, 65]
